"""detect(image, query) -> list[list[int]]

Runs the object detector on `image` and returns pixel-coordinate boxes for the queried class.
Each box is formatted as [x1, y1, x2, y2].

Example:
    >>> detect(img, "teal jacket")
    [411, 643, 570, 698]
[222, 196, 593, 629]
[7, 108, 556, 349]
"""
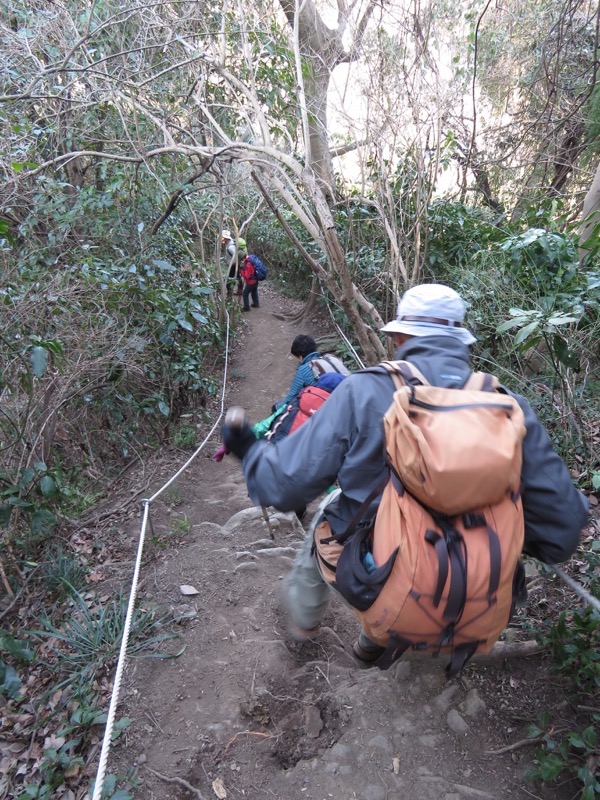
[278, 351, 319, 408]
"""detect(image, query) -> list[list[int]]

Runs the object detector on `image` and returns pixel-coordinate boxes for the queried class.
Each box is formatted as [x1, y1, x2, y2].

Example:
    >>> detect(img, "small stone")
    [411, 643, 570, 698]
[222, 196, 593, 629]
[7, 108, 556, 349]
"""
[136, 754, 147, 765]
[392, 715, 415, 735]
[179, 584, 199, 596]
[460, 689, 486, 718]
[433, 684, 460, 712]
[234, 562, 259, 573]
[447, 709, 470, 734]
[304, 705, 323, 738]
[172, 604, 198, 622]
[361, 786, 386, 800]
[330, 743, 351, 760]
[524, 559, 540, 578]
[367, 734, 393, 753]
[235, 551, 256, 560]
[392, 661, 412, 682]
[256, 546, 297, 556]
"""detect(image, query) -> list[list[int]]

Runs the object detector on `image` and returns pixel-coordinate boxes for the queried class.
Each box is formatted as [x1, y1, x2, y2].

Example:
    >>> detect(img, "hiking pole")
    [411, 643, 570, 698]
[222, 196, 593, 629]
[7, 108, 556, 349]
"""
[225, 406, 275, 540]
[260, 505, 275, 540]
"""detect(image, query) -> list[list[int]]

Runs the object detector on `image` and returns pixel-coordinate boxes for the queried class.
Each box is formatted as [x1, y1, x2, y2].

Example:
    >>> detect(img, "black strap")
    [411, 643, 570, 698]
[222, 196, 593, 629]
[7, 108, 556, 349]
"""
[461, 513, 501, 604]
[424, 529, 449, 609]
[399, 314, 463, 328]
[395, 361, 423, 387]
[444, 534, 467, 622]
[316, 551, 338, 575]
[481, 372, 495, 392]
[334, 474, 388, 544]
[322, 355, 339, 372]
[446, 642, 479, 678]
[432, 515, 467, 624]
[486, 524, 502, 600]
[372, 635, 412, 670]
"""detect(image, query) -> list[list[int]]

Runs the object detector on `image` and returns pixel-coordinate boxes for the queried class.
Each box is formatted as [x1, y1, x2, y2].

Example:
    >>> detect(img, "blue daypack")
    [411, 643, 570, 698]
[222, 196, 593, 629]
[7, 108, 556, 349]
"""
[247, 254, 267, 281]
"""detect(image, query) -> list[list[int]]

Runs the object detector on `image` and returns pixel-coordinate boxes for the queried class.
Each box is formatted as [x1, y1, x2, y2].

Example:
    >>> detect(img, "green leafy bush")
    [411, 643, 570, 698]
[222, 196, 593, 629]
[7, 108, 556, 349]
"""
[527, 603, 600, 798]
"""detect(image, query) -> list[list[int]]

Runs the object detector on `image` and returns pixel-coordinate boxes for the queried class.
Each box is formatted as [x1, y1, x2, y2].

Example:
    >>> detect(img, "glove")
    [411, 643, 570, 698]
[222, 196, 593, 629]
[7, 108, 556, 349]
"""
[221, 421, 257, 460]
[211, 443, 229, 462]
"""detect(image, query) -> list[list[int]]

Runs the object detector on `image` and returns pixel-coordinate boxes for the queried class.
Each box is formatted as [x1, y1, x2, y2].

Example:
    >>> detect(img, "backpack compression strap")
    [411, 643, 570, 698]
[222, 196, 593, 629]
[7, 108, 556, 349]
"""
[379, 360, 428, 390]
[380, 361, 500, 393]
[312, 355, 342, 375]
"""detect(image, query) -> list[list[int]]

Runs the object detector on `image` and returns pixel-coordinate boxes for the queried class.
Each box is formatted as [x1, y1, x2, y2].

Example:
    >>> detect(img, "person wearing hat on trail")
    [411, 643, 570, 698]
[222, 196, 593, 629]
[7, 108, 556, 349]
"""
[221, 229, 246, 297]
[221, 283, 588, 663]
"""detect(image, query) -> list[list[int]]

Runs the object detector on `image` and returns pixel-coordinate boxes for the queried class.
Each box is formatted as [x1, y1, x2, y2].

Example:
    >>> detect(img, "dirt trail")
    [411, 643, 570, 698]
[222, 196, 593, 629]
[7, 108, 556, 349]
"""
[111, 287, 573, 800]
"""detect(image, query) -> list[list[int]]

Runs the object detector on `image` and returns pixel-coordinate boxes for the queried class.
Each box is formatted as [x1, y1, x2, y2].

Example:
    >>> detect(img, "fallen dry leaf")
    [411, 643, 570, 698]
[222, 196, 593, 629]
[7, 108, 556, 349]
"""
[212, 777, 227, 798]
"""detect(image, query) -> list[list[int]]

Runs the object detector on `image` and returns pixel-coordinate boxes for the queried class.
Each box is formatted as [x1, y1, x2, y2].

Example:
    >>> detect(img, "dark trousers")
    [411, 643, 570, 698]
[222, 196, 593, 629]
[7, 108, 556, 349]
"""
[242, 283, 259, 309]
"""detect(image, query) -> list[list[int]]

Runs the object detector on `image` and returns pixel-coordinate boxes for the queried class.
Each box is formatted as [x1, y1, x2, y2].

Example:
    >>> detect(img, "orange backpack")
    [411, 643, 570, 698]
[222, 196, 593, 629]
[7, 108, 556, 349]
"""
[314, 361, 527, 676]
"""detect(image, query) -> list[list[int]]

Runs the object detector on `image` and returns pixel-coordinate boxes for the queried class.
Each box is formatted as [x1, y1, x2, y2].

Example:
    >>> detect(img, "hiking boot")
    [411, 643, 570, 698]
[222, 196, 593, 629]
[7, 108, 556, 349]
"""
[288, 621, 320, 643]
[352, 638, 386, 668]
[241, 307, 251, 312]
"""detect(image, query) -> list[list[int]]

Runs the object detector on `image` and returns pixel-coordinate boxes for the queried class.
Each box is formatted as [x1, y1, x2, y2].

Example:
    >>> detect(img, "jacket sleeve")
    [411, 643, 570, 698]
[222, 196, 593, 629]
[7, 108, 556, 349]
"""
[279, 364, 313, 407]
[242, 380, 354, 510]
[516, 393, 589, 563]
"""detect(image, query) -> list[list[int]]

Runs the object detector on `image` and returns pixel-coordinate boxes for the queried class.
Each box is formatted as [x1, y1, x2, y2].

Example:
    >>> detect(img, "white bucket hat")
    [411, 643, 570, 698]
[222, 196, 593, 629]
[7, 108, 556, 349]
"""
[380, 283, 476, 345]
[221, 229, 231, 239]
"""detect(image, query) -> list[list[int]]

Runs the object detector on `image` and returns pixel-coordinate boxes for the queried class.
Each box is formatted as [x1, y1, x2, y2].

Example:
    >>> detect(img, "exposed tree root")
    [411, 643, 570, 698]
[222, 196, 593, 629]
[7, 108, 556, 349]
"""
[485, 734, 545, 755]
[473, 640, 544, 662]
[223, 730, 274, 754]
[145, 766, 207, 799]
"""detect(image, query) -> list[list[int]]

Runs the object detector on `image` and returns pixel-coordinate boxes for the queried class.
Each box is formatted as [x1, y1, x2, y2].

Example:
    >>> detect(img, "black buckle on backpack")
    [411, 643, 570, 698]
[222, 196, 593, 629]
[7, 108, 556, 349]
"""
[463, 512, 486, 529]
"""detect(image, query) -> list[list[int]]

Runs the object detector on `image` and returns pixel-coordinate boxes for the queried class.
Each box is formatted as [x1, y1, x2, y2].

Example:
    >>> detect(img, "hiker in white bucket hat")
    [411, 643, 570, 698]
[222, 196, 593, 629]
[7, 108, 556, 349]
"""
[222, 281, 587, 668]
[220, 229, 246, 296]
[380, 283, 476, 345]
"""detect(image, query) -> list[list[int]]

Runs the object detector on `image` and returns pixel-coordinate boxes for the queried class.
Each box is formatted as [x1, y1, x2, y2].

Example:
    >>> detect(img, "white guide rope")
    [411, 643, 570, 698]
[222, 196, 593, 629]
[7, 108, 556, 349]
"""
[323, 296, 365, 369]
[553, 564, 600, 614]
[91, 311, 231, 800]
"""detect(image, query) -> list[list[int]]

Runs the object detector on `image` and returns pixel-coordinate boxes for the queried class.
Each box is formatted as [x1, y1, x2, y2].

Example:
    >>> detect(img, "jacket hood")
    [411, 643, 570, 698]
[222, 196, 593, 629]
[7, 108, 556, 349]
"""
[395, 335, 472, 388]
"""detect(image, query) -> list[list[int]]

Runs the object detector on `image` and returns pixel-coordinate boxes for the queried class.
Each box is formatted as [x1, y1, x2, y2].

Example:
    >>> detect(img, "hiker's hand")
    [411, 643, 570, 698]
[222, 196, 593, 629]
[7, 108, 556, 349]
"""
[221, 422, 256, 460]
[211, 443, 229, 462]
[222, 407, 257, 460]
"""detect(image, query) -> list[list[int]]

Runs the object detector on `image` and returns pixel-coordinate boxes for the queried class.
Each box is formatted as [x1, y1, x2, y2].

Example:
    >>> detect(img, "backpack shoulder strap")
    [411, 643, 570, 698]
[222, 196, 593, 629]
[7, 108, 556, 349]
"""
[462, 371, 499, 392]
[379, 360, 430, 391]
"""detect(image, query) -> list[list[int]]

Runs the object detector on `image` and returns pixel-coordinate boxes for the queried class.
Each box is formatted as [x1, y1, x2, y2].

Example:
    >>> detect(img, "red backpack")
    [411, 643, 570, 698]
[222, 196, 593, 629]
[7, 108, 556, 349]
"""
[266, 386, 331, 443]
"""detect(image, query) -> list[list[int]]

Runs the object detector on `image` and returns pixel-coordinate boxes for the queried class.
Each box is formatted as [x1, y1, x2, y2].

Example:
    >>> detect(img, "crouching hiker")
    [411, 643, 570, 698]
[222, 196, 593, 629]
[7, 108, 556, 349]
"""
[221, 283, 589, 675]
[213, 374, 346, 520]
[273, 334, 350, 412]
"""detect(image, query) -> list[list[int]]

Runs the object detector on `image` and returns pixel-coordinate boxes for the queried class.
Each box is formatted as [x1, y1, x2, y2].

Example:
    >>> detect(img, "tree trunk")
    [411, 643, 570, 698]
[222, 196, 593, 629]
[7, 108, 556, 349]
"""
[579, 161, 600, 264]
[252, 171, 386, 363]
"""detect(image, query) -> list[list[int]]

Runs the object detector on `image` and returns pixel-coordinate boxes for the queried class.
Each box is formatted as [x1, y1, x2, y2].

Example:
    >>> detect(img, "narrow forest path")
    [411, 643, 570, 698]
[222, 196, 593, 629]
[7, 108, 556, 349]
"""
[109, 286, 575, 800]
